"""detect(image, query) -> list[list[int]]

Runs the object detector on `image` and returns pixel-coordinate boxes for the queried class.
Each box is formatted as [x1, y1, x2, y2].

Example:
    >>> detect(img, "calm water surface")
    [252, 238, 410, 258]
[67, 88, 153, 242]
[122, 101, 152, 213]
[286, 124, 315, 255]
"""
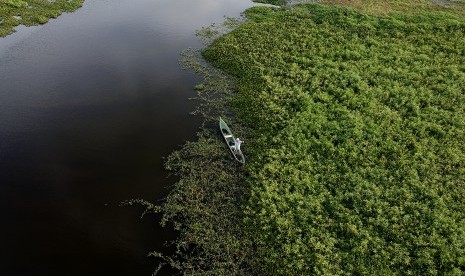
[0, 0, 254, 275]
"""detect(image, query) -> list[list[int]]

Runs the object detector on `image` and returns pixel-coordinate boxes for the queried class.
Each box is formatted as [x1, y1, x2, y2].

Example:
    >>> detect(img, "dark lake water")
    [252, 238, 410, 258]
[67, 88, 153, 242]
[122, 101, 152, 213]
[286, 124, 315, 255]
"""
[0, 0, 254, 275]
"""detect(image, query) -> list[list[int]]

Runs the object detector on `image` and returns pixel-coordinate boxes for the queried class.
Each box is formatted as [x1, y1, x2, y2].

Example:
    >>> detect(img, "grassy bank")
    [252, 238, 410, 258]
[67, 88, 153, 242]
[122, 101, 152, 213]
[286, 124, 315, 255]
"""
[0, 0, 84, 37]
[153, 0, 465, 275]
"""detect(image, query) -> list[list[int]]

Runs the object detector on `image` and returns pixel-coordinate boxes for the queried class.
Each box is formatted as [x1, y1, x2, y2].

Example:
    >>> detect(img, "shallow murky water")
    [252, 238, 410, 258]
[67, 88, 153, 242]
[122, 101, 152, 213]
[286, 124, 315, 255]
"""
[0, 0, 254, 275]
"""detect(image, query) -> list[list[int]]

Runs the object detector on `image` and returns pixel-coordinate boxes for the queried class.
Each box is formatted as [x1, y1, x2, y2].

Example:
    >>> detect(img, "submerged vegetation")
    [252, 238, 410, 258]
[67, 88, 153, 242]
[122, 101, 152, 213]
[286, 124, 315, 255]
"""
[0, 0, 84, 37]
[144, 0, 465, 275]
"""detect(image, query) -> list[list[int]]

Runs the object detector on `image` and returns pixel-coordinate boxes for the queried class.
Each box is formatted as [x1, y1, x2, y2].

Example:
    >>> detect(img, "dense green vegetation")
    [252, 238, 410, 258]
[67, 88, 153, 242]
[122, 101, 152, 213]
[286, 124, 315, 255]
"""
[320, 0, 465, 15]
[201, 3, 465, 275]
[253, 0, 287, 6]
[0, 0, 83, 37]
[125, 0, 465, 275]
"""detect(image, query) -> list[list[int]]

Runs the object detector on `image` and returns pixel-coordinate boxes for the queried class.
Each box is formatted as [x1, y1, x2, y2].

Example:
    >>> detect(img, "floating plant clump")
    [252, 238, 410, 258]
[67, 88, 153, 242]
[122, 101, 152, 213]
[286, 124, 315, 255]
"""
[0, 0, 84, 37]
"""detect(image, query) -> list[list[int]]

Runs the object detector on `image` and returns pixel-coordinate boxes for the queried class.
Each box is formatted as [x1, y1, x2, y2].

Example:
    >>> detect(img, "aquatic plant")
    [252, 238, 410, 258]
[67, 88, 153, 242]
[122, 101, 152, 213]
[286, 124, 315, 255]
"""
[0, 0, 84, 37]
[126, 48, 256, 275]
[320, 0, 465, 15]
[202, 3, 465, 275]
[253, 0, 287, 6]
[132, 1, 465, 275]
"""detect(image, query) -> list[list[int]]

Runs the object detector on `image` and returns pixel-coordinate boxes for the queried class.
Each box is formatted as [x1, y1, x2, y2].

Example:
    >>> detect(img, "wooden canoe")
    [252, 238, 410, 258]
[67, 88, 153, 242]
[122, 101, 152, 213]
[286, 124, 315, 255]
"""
[219, 117, 245, 164]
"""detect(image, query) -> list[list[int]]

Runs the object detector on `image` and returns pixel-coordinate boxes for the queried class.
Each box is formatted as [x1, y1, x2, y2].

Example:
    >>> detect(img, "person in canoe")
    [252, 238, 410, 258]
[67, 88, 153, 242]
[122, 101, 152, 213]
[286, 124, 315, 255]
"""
[231, 137, 243, 154]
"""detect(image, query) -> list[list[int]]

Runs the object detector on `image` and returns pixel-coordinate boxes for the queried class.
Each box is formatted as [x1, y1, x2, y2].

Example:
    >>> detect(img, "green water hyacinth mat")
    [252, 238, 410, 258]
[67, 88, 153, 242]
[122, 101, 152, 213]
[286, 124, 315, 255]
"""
[0, 0, 83, 37]
[202, 4, 465, 275]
